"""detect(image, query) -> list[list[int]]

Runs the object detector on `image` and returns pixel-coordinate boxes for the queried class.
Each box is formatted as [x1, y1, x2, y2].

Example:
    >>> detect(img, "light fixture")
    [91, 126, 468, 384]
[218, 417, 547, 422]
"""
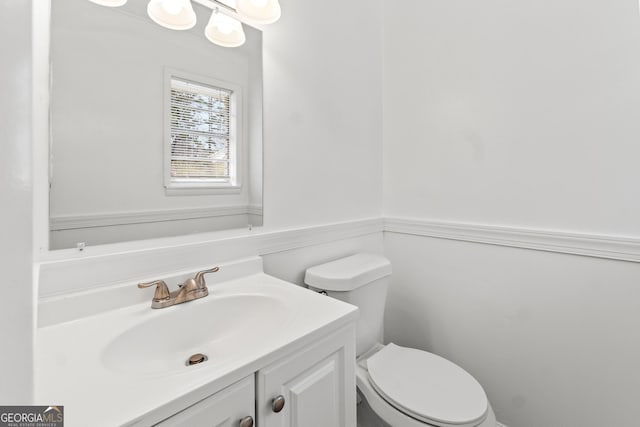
[86, 0, 280, 48]
[147, 0, 197, 30]
[205, 9, 246, 47]
[235, 0, 281, 25]
[88, 0, 128, 6]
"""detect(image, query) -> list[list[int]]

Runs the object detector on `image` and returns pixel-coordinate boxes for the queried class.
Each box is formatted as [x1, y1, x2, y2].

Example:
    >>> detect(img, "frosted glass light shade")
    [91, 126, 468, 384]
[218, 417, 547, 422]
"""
[147, 0, 197, 30]
[205, 12, 246, 47]
[236, 0, 281, 25]
[88, 0, 128, 6]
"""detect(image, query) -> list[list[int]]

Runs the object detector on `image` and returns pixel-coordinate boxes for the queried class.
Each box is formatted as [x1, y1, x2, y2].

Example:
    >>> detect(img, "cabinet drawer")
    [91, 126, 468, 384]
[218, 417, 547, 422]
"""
[155, 376, 255, 427]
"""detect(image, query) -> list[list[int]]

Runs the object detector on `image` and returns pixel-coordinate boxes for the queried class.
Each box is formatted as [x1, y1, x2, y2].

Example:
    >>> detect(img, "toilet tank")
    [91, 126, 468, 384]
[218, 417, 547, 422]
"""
[304, 253, 392, 356]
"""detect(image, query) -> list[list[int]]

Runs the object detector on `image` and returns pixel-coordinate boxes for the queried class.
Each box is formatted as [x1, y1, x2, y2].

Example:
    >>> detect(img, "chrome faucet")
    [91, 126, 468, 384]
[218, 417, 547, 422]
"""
[138, 267, 219, 309]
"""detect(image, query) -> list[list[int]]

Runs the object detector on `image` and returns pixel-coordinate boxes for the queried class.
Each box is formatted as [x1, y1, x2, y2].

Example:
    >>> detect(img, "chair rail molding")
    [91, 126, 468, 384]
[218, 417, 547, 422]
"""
[384, 217, 640, 263]
[38, 216, 640, 300]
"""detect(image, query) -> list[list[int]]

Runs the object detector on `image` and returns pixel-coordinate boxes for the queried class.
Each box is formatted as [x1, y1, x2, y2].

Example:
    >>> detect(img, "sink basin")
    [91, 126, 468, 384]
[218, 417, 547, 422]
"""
[102, 293, 290, 377]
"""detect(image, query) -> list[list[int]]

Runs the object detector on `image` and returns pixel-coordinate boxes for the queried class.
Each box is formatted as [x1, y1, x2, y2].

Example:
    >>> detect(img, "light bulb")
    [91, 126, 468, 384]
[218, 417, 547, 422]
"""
[161, 0, 183, 15]
[147, 0, 196, 30]
[250, 0, 268, 8]
[236, 0, 281, 24]
[205, 11, 246, 47]
[216, 21, 234, 35]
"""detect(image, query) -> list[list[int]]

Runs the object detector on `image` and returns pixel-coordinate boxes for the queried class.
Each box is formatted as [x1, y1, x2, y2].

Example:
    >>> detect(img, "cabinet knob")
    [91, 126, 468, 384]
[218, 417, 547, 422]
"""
[239, 415, 254, 427]
[272, 395, 286, 413]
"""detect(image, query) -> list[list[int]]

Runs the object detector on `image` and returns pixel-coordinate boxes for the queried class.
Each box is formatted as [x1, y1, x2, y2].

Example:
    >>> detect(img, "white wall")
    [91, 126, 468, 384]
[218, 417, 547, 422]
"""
[383, 1, 640, 426]
[262, 0, 383, 228]
[383, 0, 640, 235]
[0, 0, 35, 404]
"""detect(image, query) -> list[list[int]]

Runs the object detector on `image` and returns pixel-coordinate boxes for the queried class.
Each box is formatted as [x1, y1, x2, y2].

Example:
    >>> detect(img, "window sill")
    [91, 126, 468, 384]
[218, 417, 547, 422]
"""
[165, 185, 242, 196]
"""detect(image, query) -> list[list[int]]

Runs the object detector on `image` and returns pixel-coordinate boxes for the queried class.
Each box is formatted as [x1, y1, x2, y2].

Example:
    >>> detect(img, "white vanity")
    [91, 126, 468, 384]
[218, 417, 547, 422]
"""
[35, 257, 358, 427]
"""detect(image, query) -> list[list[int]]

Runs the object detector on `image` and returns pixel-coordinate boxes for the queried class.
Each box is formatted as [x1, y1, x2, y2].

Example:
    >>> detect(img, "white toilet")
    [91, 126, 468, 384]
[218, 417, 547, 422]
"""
[304, 253, 497, 427]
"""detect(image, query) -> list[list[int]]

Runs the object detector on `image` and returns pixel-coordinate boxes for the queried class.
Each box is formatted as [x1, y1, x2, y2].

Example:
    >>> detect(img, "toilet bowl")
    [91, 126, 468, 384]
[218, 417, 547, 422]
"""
[356, 344, 496, 427]
[304, 253, 497, 427]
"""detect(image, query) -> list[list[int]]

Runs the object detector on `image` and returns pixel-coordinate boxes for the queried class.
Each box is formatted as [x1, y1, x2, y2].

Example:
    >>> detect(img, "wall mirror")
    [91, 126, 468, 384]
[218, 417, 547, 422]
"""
[48, 0, 263, 250]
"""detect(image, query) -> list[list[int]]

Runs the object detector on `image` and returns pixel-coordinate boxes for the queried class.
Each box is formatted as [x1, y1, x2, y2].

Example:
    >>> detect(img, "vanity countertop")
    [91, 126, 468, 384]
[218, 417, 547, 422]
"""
[35, 269, 358, 426]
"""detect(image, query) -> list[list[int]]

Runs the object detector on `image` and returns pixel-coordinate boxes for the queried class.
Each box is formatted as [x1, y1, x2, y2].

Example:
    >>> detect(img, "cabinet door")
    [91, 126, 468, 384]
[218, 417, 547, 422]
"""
[257, 325, 356, 427]
[156, 375, 255, 427]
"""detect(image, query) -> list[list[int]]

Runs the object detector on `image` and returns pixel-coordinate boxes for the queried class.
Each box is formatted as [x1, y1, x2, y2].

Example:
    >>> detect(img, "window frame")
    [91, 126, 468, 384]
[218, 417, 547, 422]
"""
[163, 68, 244, 195]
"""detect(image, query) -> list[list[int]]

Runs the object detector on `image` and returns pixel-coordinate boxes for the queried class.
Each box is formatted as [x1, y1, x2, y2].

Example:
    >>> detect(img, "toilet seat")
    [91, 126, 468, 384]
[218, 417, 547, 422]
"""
[366, 344, 488, 427]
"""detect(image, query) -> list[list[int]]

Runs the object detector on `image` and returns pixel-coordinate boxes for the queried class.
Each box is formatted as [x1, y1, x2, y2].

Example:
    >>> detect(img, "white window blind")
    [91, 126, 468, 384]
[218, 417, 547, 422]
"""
[170, 78, 233, 184]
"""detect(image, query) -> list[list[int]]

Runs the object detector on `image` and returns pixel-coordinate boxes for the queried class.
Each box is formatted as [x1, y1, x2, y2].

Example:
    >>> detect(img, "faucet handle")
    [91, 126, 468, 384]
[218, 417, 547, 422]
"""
[138, 280, 170, 302]
[194, 267, 219, 289]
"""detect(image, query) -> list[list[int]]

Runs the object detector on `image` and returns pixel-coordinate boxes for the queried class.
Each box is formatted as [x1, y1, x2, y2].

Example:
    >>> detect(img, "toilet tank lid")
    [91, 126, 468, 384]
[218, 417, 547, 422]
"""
[304, 253, 392, 292]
